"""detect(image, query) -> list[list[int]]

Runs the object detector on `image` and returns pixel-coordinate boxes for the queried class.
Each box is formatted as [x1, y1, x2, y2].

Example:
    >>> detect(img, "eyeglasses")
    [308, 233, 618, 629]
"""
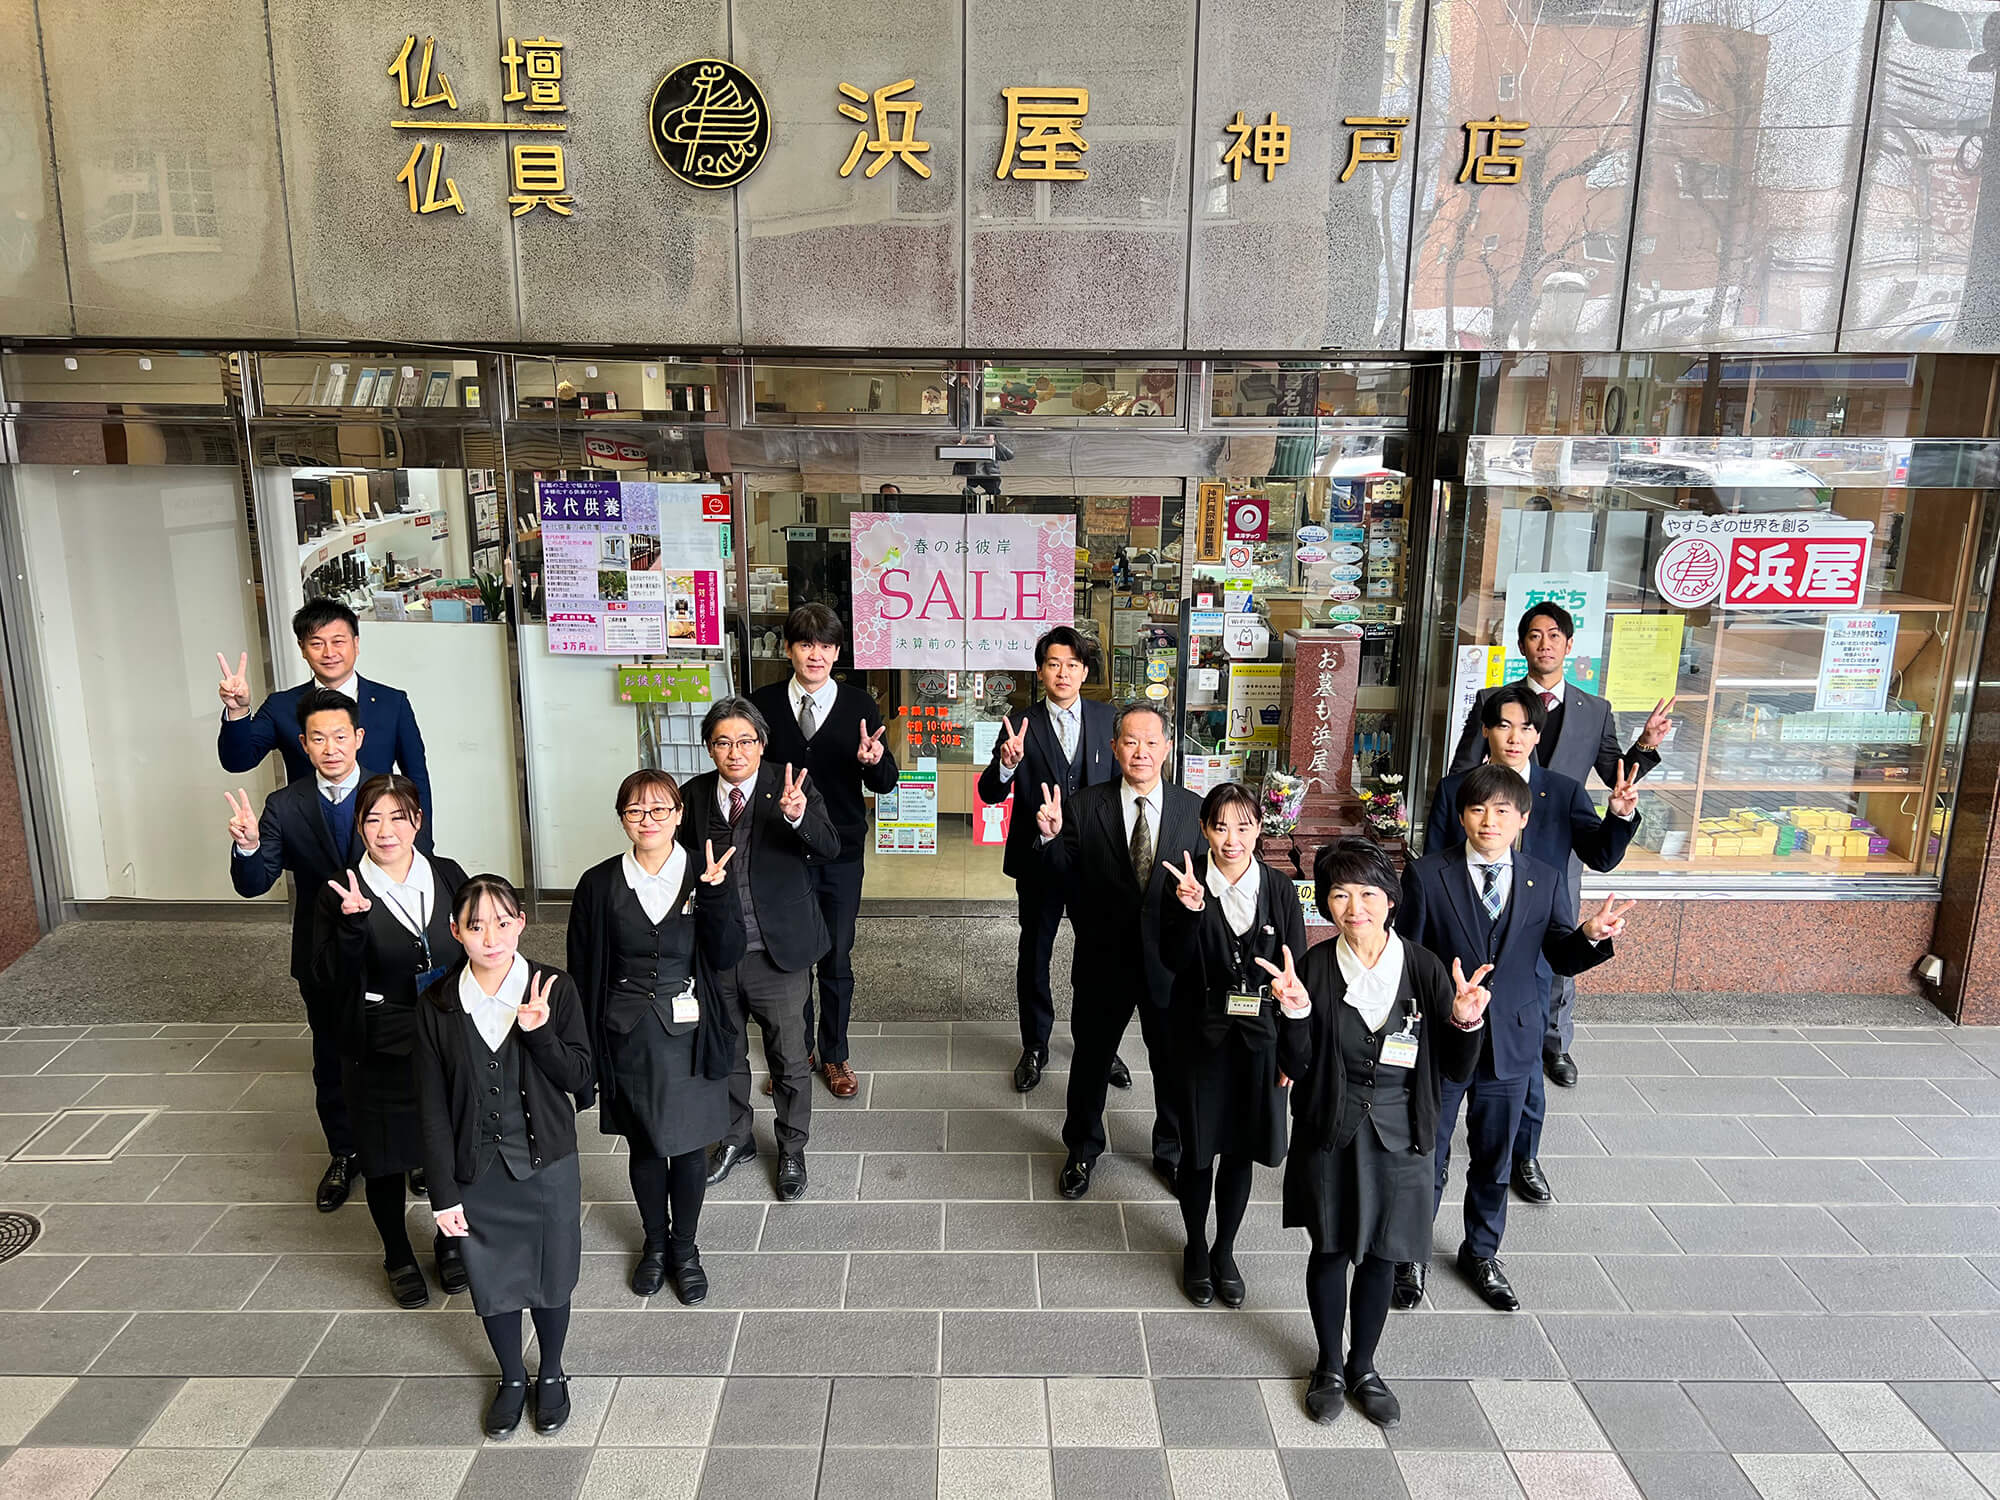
[708, 736, 761, 753]
[621, 806, 678, 825]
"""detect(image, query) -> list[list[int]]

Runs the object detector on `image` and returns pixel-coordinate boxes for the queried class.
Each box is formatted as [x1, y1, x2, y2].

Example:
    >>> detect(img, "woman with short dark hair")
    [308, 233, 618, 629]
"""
[1265, 837, 1491, 1429]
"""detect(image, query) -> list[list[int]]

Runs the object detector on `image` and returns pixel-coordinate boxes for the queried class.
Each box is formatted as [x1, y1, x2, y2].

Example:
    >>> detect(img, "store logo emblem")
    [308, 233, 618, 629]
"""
[650, 59, 768, 189]
[1655, 535, 1724, 608]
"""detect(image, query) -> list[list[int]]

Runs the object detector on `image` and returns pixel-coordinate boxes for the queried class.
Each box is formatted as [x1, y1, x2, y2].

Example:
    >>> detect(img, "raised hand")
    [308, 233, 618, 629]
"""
[327, 868, 371, 915]
[1168, 851, 1205, 911]
[1253, 944, 1309, 1013]
[700, 838, 735, 885]
[1637, 694, 1675, 751]
[1607, 758, 1640, 819]
[857, 721, 889, 766]
[517, 971, 556, 1032]
[434, 1206, 469, 1237]
[1451, 957, 1495, 1027]
[779, 763, 809, 822]
[1036, 783, 1063, 840]
[224, 788, 259, 850]
[216, 651, 251, 716]
[1583, 893, 1635, 942]
[998, 715, 1029, 770]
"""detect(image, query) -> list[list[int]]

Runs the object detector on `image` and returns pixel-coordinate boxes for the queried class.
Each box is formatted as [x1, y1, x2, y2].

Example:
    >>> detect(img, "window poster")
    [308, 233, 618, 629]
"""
[849, 513, 1076, 670]
[539, 481, 725, 655]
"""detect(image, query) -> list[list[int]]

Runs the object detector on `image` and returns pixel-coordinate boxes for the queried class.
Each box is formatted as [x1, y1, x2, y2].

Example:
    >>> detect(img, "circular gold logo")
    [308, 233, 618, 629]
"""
[649, 59, 768, 190]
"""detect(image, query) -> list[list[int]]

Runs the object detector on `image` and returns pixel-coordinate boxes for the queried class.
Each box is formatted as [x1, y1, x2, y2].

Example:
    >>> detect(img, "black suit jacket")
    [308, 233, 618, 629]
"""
[751, 680, 899, 864]
[1425, 761, 1638, 878]
[1395, 848, 1612, 1081]
[1042, 779, 1203, 1010]
[219, 676, 433, 848]
[678, 762, 841, 974]
[975, 697, 1119, 882]
[1448, 677, 1659, 792]
[230, 774, 366, 986]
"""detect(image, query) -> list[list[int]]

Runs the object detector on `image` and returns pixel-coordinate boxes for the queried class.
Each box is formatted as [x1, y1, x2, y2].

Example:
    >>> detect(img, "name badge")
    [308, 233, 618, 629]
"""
[364, 990, 386, 1007]
[1226, 989, 1267, 1019]
[672, 985, 699, 1025]
[414, 965, 449, 994]
[1379, 1028, 1420, 1069]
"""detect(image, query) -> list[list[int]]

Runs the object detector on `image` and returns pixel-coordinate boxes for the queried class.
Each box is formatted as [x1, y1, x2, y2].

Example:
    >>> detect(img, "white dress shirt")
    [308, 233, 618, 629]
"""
[1204, 858, 1260, 937]
[1336, 931, 1405, 1031]
[360, 853, 434, 937]
[458, 953, 528, 1052]
[1120, 780, 1161, 847]
[623, 847, 687, 925]
[789, 678, 836, 738]
[320, 672, 360, 702]
[998, 697, 1082, 783]
[1464, 845, 1513, 913]
[316, 764, 363, 803]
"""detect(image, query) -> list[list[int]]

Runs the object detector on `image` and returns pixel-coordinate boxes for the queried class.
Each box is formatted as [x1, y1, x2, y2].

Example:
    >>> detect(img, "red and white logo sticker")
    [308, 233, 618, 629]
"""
[1654, 535, 1725, 608]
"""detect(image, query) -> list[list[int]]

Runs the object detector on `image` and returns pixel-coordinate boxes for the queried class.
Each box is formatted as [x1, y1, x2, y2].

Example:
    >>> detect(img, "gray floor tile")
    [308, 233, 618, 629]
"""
[1746, 1116, 1936, 1160]
[816, 1445, 935, 1500]
[0, 1447, 129, 1499]
[456, 1446, 592, 1500]
[0, 1039, 83, 1074]
[190, 1041, 313, 1076]
[1787, 1255, 2000, 1313]
[1621, 1451, 1759, 1500]
[825, 1375, 938, 1445]
[1163, 1447, 1286, 1498]
[690, 1151, 862, 1205]
[26, 1377, 185, 1446]
[1423, 1255, 1628, 1314]
[189, 1206, 384, 1255]
[1122, 1202, 1302, 1253]
[1737, 1314, 1979, 1379]
[581, 1202, 764, 1254]
[93, 1312, 330, 1377]
[1598, 1256, 1818, 1314]
[1779, 1079, 1968, 1117]
[1934, 1313, 2000, 1376]
[1034, 1252, 1179, 1310]
[1577, 1382, 1720, 1451]
[94, 1447, 239, 1500]
[1542, 1075, 1657, 1115]
[870, 1071, 1022, 1111]
[664, 1252, 844, 1311]
[220, 1447, 360, 1499]
[0, 1255, 82, 1310]
[1889, 1378, 2000, 1450]
[1787, 1380, 1938, 1451]
[1654, 1206, 1865, 1256]
[1832, 1205, 2000, 1255]
[558, 1311, 739, 1376]
[711, 1376, 829, 1446]
[1578, 1116, 1773, 1159]
[942, 1312, 1144, 1376]
[295, 1312, 492, 1376]
[594, 1376, 720, 1446]
[1866, 1160, 2000, 1206]
[756, 1203, 941, 1252]
[804, 1109, 945, 1153]
[0, 1312, 132, 1374]
[40, 1039, 220, 1075]
[732, 1311, 938, 1376]
[252, 1375, 398, 1446]
[1844, 1452, 1992, 1500]
[1053, 1447, 1172, 1500]
[362, 1377, 495, 1447]
[0, 1076, 97, 1113]
[1280, 1449, 1410, 1495]
[337, 1448, 479, 1500]
[1538, 1316, 1773, 1380]
[1631, 1079, 1808, 1117]
[1469, 1378, 1609, 1450]
[858, 1153, 1031, 1201]
[1680, 1382, 1831, 1452]
[845, 1251, 1035, 1309]
[126, 1111, 319, 1156]
[46, 1255, 273, 1313]
[1698, 1159, 1898, 1206]
[139, 1376, 292, 1447]
[1570, 1041, 1696, 1077]
[1817, 1044, 1996, 1080]
[1152, 1377, 1272, 1446]
[0, 1157, 187, 1205]
[1933, 1078, 2000, 1115]
[1671, 1043, 1842, 1078]
[1394, 1449, 1525, 1499]
[944, 1110, 1065, 1153]
[945, 1203, 1125, 1252]
[247, 1254, 451, 1314]
[577, 1447, 705, 1500]
[0, 1377, 74, 1446]
[1371, 1380, 1495, 1450]
[1905, 1115, 2000, 1158]
[1487, 1206, 1680, 1255]
[694, 1445, 818, 1500]
[1535, 1158, 1725, 1205]
[1368, 1312, 1567, 1380]
[1140, 1312, 1318, 1378]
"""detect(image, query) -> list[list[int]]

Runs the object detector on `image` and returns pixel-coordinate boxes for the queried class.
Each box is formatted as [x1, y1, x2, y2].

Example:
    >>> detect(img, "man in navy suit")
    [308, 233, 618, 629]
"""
[1394, 763, 1630, 1312]
[1427, 683, 1640, 1206]
[976, 627, 1122, 1093]
[224, 687, 376, 1214]
[217, 599, 432, 841]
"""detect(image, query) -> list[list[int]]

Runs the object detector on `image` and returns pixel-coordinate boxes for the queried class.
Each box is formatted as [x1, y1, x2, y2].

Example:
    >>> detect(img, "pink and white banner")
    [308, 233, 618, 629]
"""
[849, 513, 1075, 670]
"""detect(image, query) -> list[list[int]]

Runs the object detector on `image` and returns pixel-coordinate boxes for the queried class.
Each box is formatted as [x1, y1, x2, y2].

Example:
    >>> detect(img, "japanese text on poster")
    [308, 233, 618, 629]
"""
[1226, 662, 1286, 746]
[874, 760, 938, 855]
[1605, 614, 1684, 713]
[1815, 614, 1898, 712]
[539, 481, 725, 654]
[1502, 570, 1607, 688]
[849, 513, 1075, 670]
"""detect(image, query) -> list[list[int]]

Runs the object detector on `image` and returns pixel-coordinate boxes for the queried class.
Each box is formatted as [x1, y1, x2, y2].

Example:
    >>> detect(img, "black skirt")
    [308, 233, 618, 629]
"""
[1282, 1117, 1434, 1263]
[458, 1150, 582, 1317]
[1176, 1029, 1289, 1169]
[341, 1049, 423, 1179]
[603, 1012, 729, 1159]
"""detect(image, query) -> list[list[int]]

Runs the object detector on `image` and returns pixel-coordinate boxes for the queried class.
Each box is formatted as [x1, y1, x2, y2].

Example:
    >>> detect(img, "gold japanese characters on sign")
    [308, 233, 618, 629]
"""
[650, 59, 768, 189]
[1458, 115, 1531, 185]
[838, 79, 932, 179]
[997, 87, 1090, 181]
[388, 33, 573, 218]
[1341, 115, 1408, 182]
[1223, 111, 1291, 183]
[1218, 110, 1526, 188]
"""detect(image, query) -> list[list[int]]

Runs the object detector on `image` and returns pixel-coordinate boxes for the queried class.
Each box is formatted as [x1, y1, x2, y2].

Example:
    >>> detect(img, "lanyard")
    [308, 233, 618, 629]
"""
[380, 884, 433, 971]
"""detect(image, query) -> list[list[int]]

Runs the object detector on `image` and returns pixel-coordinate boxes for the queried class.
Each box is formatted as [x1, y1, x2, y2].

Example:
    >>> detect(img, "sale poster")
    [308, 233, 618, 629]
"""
[539, 481, 724, 654]
[1816, 614, 1898, 711]
[1605, 614, 1685, 712]
[850, 513, 1075, 670]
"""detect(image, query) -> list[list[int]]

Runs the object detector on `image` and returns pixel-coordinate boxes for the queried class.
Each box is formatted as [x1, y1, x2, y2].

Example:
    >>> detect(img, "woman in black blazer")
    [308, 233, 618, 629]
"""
[1159, 782, 1305, 1310]
[416, 874, 593, 1441]
[568, 769, 743, 1303]
[312, 774, 467, 1310]
[1268, 838, 1491, 1430]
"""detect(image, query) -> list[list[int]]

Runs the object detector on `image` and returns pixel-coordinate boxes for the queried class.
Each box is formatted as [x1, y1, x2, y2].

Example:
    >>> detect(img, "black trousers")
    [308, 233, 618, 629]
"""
[1061, 985, 1180, 1167]
[720, 950, 813, 1153]
[1013, 877, 1069, 1055]
[1514, 1059, 1547, 1164]
[298, 980, 354, 1159]
[801, 858, 865, 1067]
[1435, 1052, 1532, 1261]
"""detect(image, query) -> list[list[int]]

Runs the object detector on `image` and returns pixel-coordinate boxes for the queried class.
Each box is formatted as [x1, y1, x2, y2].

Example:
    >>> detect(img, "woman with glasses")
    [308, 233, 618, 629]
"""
[314, 773, 468, 1309]
[568, 769, 744, 1302]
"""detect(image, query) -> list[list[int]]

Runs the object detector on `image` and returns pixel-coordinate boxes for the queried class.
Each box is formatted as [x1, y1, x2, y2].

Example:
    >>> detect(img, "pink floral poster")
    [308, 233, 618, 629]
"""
[849, 513, 1074, 670]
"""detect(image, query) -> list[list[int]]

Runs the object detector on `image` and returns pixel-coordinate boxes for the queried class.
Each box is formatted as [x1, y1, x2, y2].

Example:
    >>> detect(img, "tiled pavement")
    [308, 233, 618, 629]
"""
[1, 1018, 2000, 1498]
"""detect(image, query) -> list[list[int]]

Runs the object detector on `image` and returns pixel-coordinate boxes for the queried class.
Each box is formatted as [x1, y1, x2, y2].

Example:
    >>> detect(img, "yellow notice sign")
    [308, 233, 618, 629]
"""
[1605, 614, 1683, 712]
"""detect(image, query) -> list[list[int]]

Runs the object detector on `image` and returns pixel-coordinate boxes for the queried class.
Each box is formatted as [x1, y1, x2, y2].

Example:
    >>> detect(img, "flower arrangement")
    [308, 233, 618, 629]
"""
[1357, 772, 1409, 844]
[1259, 770, 1307, 836]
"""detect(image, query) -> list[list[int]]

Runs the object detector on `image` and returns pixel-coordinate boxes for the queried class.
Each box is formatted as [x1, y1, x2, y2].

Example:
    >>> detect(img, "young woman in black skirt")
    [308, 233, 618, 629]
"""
[1159, 781, 1305, 1309]
[1266, 837, 1491, 1429]
[313, 773, 467, 1309]
[568, 768, 743, 1302]
[416, 874, 593, 1439]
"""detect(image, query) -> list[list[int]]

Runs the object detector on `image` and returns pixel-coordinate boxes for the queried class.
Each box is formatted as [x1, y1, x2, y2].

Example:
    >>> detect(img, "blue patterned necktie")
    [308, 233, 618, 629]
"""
[1481, 862, 1504, 920]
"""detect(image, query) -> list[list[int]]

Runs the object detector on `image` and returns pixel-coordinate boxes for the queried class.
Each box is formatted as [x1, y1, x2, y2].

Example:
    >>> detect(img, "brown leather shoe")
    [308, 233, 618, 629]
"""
[823, 1061, 859, 1098]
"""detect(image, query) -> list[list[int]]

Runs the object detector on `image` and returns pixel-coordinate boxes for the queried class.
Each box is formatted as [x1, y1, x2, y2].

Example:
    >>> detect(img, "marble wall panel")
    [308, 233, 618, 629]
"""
[0, 2, 69, 335]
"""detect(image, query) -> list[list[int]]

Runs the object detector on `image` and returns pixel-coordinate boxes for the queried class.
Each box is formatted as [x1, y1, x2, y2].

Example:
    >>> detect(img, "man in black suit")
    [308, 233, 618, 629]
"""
[1394, 763, 1630, 1312]
[1040, 702, 1202, 1200]
[751, 604, 899, 1099]
[976, 626, 1121, 1092]
[224, 686, 373, 1212]
[681, 696, 841, 1202]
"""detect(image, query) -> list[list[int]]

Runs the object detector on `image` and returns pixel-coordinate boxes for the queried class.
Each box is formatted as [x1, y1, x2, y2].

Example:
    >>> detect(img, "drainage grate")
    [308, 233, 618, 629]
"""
[9, 1108, 158, 1163]
[0, 1212, 39, 1263]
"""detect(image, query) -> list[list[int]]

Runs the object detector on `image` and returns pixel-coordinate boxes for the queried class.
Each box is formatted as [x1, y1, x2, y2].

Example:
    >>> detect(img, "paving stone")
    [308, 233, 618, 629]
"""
[1697, 1159, 1898, 1206]
[945, 1111, 1066, 1153]
[214, 1447, 357, 1499]
[1510, 1452, 1644, 1500]
[1375, 1380, 1498, 1450]
[291, 1312, 490, 1377]
[1630, 1079, 1807, 1117]
[1482, 1206, 1680, 1255]
[1653, 1206, 1863, 1257]
[1779, 1079, 1967, 1117]
[1576, 1382, 1719, 1452]
[1140, 1312, 1319, 1379]
[824, 1375, 937, 1446]
[1933, 1313, 2000, 1377]
[1831, 1205, 2000, 1255]
[1422, 1255, 1627, 1314]
[1738, 1315, 1979, 1380]
[559, 1312, 738, 1377]
[1671, 1044, 1842, 1079]
[1786, 1256, 2000, 1313]
[1745, 1117, 1936, 1160]
[1470, 1379, 1610, 1450]
[93, 1447, 240, 1500]
[24, 1377, 183, 1447]
[1052, 1447, 1172, 1500]
[1889, 1378, 2000, 1451]
[939, 1376, 1047, 1446]
[1816, 1045, 1996, 1080]
[454, 1446, 593, 1500]
[1865, 1161, 2000, 1206]
[0, 1378, 73, 1446]
[0, 1254, 81, 1310]
[1843, 1452, 1991, 1500]
[0, 1313, 132, 1374]
[942, 1313, 1144, 1376]
[936, 1447, 1053, 1500]
[1043, 1377, 1159, 1448]
[710, 1377, 829, 1447]
[815, 1445, 935, 1500]
[1151, 1377, 1271, 1447]
[140, 1377, 291, 1447]
[1394, 1450, 1525, 1500]
[333, 1447, 477, 1500]
[1579, 1117, 1769, 1159]
[732, 1311, 938, 1376]
[252, 1376, 398, 1447]
[47, 1255, 273, 1313]
[1909, 1115, 2000, 1159]
[945, 1203, 1124, 1252]
[578, 1447, 703, 1500]
[1034, 1251, 1181, 1309]
[1598, 1256, 1818, 1314]
[1162, 1446, 1288, 1499]
[595, 1375, 721, 1446]
[0, 1446, 127, 1500]
[845, 1252, 1035, 1308]
[756, 1203, 941, 1252]
[1538, 1316, 1772, 1381]
[1619, 1451, 1759, 1500]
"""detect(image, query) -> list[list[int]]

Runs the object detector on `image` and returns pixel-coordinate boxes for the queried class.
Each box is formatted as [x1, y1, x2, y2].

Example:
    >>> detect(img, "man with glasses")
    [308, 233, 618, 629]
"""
[678, 697, 840, 1202]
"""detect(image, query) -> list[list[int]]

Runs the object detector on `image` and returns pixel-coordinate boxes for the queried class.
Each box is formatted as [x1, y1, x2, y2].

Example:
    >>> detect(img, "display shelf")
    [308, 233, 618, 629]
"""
[1617, 847, 1921, 876]
[1701, 779, 1926, 793]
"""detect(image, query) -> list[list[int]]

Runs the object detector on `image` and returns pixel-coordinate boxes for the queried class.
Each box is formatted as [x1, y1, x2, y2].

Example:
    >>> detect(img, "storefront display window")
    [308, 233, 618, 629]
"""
[3, 349, 229, 410]
[514, 358, 722, 421]
[257, 353, 484, 413]
[981, 363, 1183, 424]
[1208, 360, 1413, 423]
[748, 359, 959, 424]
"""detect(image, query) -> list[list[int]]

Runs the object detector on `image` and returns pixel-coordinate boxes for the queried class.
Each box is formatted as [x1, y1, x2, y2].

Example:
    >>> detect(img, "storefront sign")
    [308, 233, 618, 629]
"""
[1226, 662, 1285, 746]
[1289, 635, 1361, 798]
[389, 33, 575, 218]
[838, 79, 932, 179]
[616, 663, 714, 704]
[650, 59, 768, 189]
[540, 481, 724, 654]
[1657, 515, 1875, 611]
[1816, 614, 1898, 712]
[1128, 496, 1162, 527]
[849, 513, 1075, 670]
[875, 760, 938, 854]
[1502, 570, 1607, 687]
[1226, 494, 1269, 542]
[1605, 614, 1684, 713]
[1194, 483, 1227, 564]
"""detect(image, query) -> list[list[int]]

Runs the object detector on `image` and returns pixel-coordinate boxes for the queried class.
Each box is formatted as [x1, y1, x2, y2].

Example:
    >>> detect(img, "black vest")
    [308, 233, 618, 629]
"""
[725, 792, 761, 953]
[466, 1015, 537, 1181]
[1333, 996, 1416, 1153]
[606, 877, 697, 1037]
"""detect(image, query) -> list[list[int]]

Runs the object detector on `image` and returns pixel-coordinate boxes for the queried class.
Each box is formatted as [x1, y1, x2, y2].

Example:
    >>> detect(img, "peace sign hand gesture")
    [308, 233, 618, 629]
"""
[224, 789, 260, 852]
[1254, 944, 1310, 1015]
[1451, 958, 1495, 1028]
[1637, 695, 1676, 751]
[857, 721, 889, 767]
[1036, 783, 1063, 840]
[1168, 852, 1205, 911]
[516, 971, 556, 1032]
[998, 715, 1029, 770]
[216, 651, 251, 717]
[779, 763, 810, 823]
[327, 869, 372, 916]
[700, 838, 735, 886]
[1582, 893, 1635, 943]
[1607, 759, 1641, 819]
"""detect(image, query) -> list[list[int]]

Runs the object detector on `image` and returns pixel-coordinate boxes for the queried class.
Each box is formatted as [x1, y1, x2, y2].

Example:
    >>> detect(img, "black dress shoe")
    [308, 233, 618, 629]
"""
[1545, 1051, 1579, 1088]
[670, 1250, 708, 1306]
[1345, 1369, 1401, 1428]
[1512, 1158, 1554, 1204]
[407, 1167, 427, 1199]
[1058, 1156, 1093, 1199]
[317, 1153, 358, 1213]
[775, 1153, 808, 1202]
[706, 1142, 755, 1186]
[1182, 1245, 1213, 1307]
[1304, 1367, 1344, 1424]
[386, 1261, 429, 1309]
[1108, 1054, 1133, 1090]
[433, 1233, 469, 1295]
[1392, 1261, 1427, 1310]
[1013, 1049, 1046, 1093]
[1152, 1156, 1178, 1194]
[484, 1380, 528, 1439]
[1212, 1250, 1245, 1309]
[631, 1240, 669, 1297]
[1456, 1243, 1520, 1311]
[533, 1373, 570, 1435]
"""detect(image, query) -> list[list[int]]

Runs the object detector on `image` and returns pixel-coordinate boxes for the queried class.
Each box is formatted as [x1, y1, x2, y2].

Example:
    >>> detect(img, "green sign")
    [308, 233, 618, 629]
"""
[617, 663, 714, 704]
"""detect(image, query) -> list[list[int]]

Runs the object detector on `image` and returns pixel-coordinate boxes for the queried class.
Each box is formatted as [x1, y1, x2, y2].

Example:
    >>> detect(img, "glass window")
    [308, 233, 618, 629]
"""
[748, 359, 959, 424]
[981, 362, 1182, 424]
[257, 353, 484, 413]
[2, 349, 228, 409]
[514, 358, 721, 420]
[1209, 361, 1412, 424]
[291, 467, 497, 616]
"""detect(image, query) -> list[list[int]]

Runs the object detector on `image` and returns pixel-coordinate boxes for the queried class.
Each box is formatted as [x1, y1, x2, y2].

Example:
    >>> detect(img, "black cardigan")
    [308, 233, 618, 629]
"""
[566, 851, 748, 1126]
[751, 680, 900, 863]
[1276, 939, 1482, 1156]
[413, 960, 595, 1213]
[1160, 856, 1308, 1054]
[311, 855, 468, 1062]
